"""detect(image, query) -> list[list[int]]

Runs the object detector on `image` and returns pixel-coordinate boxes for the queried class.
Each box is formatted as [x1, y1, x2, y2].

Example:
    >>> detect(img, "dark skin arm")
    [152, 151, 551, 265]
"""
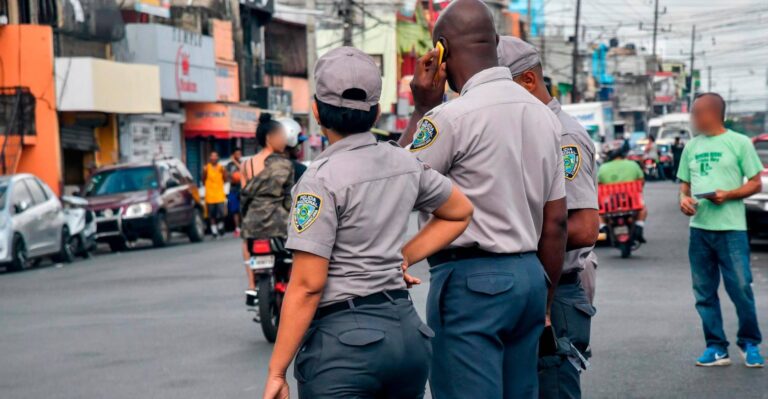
[537, 198, 568, 318]
[711, 174, 762, 205]
[398, 49, 447, 147]
[566, 209, 599, 250]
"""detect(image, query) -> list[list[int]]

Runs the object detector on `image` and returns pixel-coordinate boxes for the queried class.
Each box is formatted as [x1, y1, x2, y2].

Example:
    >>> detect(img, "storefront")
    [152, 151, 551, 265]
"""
[183, 103, 260, 182]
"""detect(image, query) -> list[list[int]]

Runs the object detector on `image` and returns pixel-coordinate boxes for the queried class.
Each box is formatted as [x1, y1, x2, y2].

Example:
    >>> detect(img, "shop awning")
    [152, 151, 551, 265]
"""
[184, 103, 260, 140]
[55, 57, 162, 114]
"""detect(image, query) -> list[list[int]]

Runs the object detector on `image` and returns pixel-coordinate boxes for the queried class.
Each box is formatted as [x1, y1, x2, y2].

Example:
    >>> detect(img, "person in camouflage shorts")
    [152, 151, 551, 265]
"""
[240, 154, 294, 240]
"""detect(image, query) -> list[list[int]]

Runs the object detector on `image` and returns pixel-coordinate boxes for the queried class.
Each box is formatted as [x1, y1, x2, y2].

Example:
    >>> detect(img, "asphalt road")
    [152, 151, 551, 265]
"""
[1, 182, 767, 399]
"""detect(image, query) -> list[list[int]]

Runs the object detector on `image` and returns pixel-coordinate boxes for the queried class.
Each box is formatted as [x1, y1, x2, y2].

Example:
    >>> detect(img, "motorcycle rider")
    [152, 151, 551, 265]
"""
[277, 117, 308, 183]
[598, 149, 648, 243]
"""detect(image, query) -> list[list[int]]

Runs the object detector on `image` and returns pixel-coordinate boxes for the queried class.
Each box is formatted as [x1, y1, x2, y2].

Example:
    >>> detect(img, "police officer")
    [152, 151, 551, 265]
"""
[400, 1, 568, 397]
[262, 47, 474, 399]
[498, 36, 600, 399]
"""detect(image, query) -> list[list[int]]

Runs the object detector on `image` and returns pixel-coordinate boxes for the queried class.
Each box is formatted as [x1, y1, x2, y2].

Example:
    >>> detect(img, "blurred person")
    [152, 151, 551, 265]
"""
[262, 46, 473, 399]
[678, 93, 764, 368]
[672, 136, 685, 181]
[240, 114, 293, 297]
[278, 117, 308, 183]
[227, 148, 243, 237]
[202, 151, 228, 238]
[645, 134, 666, 180]
[598, 149, 648, 243]
[499, 36, 599, 399]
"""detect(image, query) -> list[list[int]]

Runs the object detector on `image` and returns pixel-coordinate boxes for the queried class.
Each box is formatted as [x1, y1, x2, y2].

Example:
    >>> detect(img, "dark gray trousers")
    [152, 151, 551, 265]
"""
[538, 275, 596, 399]
[428, 253, 548, 399]
[295, 297, 433, 399]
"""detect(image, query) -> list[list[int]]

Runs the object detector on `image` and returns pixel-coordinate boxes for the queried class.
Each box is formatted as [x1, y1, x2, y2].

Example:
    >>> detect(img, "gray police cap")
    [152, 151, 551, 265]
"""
[314, 46, 382, 112]
[497, 36, 541, 76]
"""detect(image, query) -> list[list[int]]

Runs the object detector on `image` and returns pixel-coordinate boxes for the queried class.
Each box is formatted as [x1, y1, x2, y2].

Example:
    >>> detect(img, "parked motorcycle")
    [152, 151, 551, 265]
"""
[61, 195, 97, 259]
[598, 181, 645, 258]
[246, 237, 292, 342]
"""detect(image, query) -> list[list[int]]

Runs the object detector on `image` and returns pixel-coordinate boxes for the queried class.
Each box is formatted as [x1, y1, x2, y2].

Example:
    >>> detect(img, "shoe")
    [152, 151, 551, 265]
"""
[635, 225, 647, 244]
[740, 344, 765, 368]
[245, 289, 257, 307]
[696, 347, 731, 367]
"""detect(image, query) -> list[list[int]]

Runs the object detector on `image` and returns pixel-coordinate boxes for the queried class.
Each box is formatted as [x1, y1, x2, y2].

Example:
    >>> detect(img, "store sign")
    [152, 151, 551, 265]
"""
[117, 24, 216, 102]
[135, 0, 170, 18]
[184, 103, 260, 139]
[128, 121, 176, 162]
[216, 61, 239, 102]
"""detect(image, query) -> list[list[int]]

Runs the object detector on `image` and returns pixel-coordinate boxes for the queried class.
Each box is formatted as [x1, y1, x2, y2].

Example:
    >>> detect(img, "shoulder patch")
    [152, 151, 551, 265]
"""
[293, 193, 322, 233]
[562, 144, 582, 180]
[410, 118, 439, 152]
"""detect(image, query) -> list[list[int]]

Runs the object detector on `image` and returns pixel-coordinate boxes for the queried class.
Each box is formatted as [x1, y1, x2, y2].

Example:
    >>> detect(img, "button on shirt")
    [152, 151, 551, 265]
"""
[411, 67, 565, 253]
[548, 98, 599, 273]
[286, 133, 453, 306]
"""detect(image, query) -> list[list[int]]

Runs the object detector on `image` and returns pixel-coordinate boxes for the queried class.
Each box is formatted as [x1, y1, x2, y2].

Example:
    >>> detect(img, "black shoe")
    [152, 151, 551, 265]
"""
[635, 225, 647, 244]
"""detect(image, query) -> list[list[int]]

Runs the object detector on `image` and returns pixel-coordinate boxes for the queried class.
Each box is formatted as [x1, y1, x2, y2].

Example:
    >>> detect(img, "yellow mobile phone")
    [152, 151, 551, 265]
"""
[434, 41, 445, 83]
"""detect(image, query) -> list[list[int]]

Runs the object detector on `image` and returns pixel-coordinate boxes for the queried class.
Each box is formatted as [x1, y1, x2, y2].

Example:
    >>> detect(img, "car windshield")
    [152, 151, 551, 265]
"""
[86, 167, 158, 196]
[659, 128, 690, 141]
[0, 183, 7, 211]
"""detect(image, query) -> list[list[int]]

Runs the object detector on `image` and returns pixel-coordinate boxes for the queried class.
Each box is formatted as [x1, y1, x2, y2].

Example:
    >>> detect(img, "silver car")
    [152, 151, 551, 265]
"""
[0, 174, 70, 271]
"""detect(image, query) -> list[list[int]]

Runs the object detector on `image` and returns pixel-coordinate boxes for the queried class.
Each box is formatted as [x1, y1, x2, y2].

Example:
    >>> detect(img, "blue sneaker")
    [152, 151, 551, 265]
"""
[696, 347, 731, 367]
[740, 344, 765, 368]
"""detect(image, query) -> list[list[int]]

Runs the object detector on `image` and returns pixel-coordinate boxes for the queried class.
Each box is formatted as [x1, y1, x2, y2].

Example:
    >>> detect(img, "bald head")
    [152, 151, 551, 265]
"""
[692, 92, 726, 136]
[433, 0, 499, 92]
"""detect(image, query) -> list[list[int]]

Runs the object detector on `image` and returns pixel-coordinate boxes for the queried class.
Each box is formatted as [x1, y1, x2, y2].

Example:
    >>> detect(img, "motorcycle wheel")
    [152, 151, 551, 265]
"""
[258, 275, 279, 343]
[619, 242, 632, 259]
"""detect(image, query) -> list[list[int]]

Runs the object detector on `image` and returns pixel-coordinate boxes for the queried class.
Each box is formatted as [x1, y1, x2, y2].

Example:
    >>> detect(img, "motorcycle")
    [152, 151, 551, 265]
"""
[246, 237, 292, 342]
[61, 195, 97, 259]
[598, 181, 645, 258]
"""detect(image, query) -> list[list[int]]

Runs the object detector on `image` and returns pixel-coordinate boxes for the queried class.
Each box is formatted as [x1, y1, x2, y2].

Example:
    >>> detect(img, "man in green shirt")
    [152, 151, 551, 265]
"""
[678, 92, 764, 368]
[598, 149, 648, 241]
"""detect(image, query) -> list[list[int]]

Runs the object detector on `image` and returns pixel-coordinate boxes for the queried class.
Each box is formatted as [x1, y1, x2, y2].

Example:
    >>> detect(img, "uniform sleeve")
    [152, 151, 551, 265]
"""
[410, 109, 456, 175]
[739, 139, 764, 179]
[676, 145, 691, 182]
[414, 163, 453, 213]
[285, 177, 338, 259]
[562, 134, 598, 210]
[548, 139, 567, 202]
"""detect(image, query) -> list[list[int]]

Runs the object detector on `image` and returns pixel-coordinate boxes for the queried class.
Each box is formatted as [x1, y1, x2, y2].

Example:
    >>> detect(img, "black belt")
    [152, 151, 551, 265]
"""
[428, 247, 520, 267]
[315, 290, 410, 320]
[559, 271, 580, 285]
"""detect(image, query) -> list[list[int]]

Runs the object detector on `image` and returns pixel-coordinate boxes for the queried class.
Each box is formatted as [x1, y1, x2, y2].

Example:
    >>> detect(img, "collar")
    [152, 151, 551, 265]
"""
[546, 98, 562, 114]
[460, 67, 513, 96]
[316, 132, 377, 161]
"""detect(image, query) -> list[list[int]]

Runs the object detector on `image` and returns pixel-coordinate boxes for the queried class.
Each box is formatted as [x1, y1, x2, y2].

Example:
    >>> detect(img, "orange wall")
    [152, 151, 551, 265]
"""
[283, 77, 310, 114]
[0, 25, 62, 194]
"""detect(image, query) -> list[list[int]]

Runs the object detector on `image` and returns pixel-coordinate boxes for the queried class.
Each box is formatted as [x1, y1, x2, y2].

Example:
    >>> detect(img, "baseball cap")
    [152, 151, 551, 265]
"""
[497, 36, 542, 76]
[314, 46, 382, 112]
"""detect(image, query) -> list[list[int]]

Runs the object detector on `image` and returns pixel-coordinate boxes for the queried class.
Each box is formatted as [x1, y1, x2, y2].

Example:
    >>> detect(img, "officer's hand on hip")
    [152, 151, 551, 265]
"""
[401, 258, 422, 288]
[410, 48, 448, 113]
[262, 374, 289, 399]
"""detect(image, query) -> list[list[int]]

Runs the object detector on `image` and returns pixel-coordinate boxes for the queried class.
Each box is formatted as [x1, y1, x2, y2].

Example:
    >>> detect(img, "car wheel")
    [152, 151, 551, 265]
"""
[8, 235, 27, 272]
[53, 227, 75, 264]
[151, 213, 170, 247]
[188, 209, 205, 243]
[108, 237, 128, 252]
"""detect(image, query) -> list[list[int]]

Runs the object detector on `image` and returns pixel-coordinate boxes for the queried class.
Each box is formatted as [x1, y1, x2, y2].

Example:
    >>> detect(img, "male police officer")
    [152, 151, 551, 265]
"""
[498, 36, 600, 399]
[400, 1, 568, 397]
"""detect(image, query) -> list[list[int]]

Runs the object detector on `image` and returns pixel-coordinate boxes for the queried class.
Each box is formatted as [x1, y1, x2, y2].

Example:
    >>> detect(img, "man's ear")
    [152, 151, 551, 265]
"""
[518, 70, 538, 93]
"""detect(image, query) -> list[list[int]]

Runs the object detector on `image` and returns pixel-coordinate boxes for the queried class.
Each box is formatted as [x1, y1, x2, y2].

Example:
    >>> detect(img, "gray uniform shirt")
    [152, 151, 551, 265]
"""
[411, 67, 565, 254]
[286, 133, 453, 306]
[548, 98, 599, 273]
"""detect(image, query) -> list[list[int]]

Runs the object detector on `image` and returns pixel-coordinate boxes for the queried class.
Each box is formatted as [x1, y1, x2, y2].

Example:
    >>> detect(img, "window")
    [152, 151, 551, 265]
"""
[11, 181, 33, 213]
[23, 179, 47, 205]
[86, 167, 159, 196]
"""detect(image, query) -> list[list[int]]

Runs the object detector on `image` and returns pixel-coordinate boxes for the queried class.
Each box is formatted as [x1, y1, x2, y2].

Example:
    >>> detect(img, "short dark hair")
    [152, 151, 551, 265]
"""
[256, 113, 282, 147]
[315, 96, 379, 135]
[695, 92, 726, 121]
[233, 147, 242, 153]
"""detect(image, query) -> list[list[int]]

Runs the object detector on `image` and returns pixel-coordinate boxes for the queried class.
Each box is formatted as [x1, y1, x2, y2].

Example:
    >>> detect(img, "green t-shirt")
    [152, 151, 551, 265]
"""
[677, 129, 763, 231]
[597, 159, 644, 184]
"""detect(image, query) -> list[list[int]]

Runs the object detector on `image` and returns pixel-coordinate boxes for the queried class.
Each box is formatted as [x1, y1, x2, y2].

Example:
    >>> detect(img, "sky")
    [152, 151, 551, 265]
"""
[542, 0, 768, 113]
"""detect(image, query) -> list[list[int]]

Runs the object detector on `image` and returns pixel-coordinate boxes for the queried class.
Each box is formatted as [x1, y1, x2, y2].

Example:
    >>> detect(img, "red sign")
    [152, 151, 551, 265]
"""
[175, 46, 198, 95]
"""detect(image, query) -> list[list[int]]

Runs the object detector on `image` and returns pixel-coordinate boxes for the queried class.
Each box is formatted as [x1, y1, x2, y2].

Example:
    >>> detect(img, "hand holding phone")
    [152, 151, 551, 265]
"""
[694, 191, 717, 200]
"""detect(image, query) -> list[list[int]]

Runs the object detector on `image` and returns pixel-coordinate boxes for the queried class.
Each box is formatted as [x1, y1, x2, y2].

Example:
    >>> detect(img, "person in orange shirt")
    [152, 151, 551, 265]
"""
[202, 151, 228, 238]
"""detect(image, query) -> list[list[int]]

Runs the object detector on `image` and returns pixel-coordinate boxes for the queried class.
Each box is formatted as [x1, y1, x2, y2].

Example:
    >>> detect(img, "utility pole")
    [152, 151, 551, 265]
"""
[652, 0, 659, 60]
[571, 0, 581, 103]
[688, 24, 696, 111]
[526, 0, 533, 38]
[707, 65, 712, 92]
[341, 0, 354, 46]
[307, 0, 320, 154]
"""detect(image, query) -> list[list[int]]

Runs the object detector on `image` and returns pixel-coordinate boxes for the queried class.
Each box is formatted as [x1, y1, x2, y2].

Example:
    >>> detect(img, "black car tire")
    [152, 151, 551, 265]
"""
[151, 213, 170, 248]
[620, 242, 632, 259]
[108, 237, 128, 252]
[8, 235, 27, 272]
[53, 227, 76, 264]
[187, 209, 205, 243]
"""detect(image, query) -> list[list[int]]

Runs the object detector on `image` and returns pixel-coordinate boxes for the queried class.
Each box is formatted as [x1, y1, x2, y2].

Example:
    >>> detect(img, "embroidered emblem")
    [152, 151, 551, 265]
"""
[410, 118, 439, 151]
[562, 145, 581, 180]
[293, 193, 322, 233]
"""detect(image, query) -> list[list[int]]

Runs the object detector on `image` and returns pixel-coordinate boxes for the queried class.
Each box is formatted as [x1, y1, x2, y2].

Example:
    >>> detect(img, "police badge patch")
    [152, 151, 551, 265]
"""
[410, 118, 439, 152]
[293, 194, 322, 233]
[562, 145, 581, 180]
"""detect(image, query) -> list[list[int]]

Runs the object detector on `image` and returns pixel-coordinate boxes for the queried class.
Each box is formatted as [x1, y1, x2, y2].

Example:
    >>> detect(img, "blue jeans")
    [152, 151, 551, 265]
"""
[689, 228, 762, 350]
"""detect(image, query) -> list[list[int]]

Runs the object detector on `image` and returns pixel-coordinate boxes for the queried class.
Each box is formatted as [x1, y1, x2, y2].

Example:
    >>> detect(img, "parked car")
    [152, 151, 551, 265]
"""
[745, 134, 768, 240]
[84, 158, 205, 251]
[0, 174, 72, 271]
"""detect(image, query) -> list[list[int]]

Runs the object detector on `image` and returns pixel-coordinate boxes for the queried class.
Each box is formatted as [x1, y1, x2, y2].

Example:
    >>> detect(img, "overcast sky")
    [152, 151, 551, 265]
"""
[543, 0, 768, 113]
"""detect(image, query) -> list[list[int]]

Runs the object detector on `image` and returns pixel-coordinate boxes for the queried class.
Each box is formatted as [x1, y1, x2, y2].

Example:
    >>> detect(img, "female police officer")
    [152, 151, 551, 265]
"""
[262, 47, 473, 399]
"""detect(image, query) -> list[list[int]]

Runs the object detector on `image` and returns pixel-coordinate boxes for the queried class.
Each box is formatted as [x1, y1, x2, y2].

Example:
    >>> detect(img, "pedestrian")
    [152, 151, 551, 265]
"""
[498, 36, 599, 399]
[678, 92, 765, 368]
[399, 1, 568, 397]
[240, 114, 293, 299]
[672, 136, 685, 182]
[226, 148, 243, 238]
[261, 46, 474, 399]
[202, 151, 227, 238]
